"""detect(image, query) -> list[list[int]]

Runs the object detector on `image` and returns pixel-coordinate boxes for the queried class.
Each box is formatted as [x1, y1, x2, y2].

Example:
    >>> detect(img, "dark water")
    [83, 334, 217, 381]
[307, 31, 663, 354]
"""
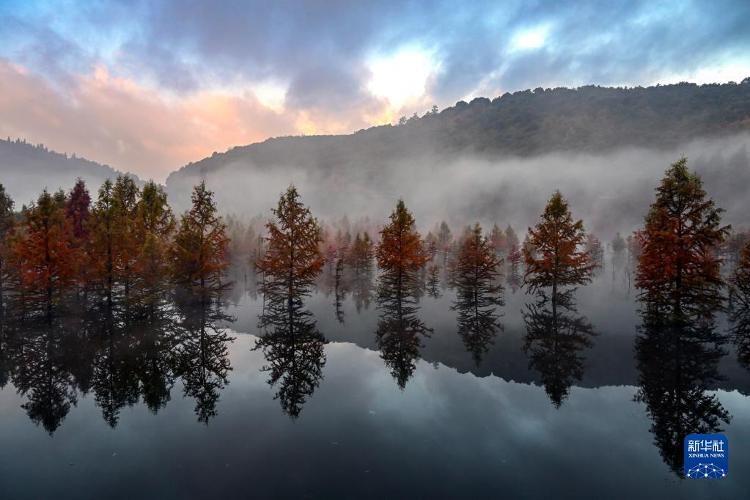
[1, 271, 748, 499]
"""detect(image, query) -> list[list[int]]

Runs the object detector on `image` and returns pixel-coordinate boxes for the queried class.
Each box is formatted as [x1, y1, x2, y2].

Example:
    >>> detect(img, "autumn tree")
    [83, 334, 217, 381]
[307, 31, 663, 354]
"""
[523, 290, 595, 408]
[523, 191, 594, 294]
[64, 179, 91, 292]
[449, 224, 504, 312]
[489, 223, 507, 256]
[376, 200, 429, 299]
[89, 180, 118, 303]
[436, 220, 452, 267]
[112, 175, 140, 298]
[0, 184, 14, 308]
[133, 181, 175, 310]
[635, 158, 729, 321]
[585, 234, 604, 271]
[65, 179, 91, 242]
[505, 225, 519, 250]
[732, 241, 750, 303]
[11, 190, 79, 315]
[256, 186, 322, 308]
[172, 181, 230, 297]
[450, 224, 504, 364]
[348, 232, 374, 278]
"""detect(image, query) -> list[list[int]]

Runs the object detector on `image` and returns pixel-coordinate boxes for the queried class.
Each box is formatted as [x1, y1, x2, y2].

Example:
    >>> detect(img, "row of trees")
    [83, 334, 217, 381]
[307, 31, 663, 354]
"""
[0, 178, 230, 318]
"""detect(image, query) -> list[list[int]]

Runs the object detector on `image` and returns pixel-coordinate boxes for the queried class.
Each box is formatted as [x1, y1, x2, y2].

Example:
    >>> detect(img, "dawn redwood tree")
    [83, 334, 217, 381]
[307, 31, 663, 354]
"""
[65, 179, 91, 291]
[376, 200, 429, 298]
[89, 179, 118, 303]
[505, 225, 519, 250]
[635, 158, 729, 320]
[65, 178, 91, 242]
[0, 184, 14, 307]
[133, 181, 175, 309]
[449, 224, 504, 312]
[172, 181, 230, 296]
[523, 191, 595, 294]
[257, 186, 323, 306]
[585, 234, 604, 270]
[436, 221, 452, 267]
[11, 190, 79, 315]
[732, 241, 750, 303]
[112, 175, 140, 298]
[348, 232, 374, 278]
[489, 223, 507, 256]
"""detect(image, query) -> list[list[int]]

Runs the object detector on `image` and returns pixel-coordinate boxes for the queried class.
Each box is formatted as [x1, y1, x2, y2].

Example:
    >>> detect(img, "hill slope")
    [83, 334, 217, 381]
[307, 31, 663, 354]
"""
[165, 80, 750, 233]
[0, 138, 141, 206]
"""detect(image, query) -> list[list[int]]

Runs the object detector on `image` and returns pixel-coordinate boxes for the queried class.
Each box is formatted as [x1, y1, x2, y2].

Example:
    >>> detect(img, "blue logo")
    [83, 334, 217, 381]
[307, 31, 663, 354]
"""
[684, 434, 728, 479]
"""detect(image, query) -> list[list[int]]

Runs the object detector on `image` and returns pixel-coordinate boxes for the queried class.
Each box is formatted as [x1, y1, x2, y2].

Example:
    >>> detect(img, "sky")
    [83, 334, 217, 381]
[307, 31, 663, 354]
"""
[1, 0, 749, 181]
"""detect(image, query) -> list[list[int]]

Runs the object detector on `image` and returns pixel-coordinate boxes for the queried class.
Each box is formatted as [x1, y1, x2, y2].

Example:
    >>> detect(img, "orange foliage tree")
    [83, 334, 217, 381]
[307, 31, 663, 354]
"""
[376, 200, 429, 298]
[133, 180, 175, 309]
[0, 184, 14, 307]
[635, 158, 729, 320]
[172, 181, 230, 295]
[11, 190, 79, 315]
[257, 186, 323, 306]
[523, 191, 594, 294]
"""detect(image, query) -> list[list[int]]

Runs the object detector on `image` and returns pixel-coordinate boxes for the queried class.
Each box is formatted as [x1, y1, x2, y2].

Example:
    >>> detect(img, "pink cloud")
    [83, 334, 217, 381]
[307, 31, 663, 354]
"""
[0, 62, 305, 180]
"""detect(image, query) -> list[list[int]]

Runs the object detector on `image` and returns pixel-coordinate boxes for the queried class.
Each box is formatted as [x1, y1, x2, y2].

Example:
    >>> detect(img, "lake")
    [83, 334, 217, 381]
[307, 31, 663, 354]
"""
[1, 268, 748, 499]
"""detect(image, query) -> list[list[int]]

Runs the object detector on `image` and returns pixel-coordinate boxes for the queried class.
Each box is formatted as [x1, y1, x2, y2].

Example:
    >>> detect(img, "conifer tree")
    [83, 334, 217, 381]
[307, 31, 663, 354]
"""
[449, 224, 504, 311]
[134, 181, 175, 309]
[256, 185, 323, 309]
[489, 223, 507, 256]
[732, 241, 750, 304]
[66, 179, 91, 241]
[64, 179, 91, 292]
[89, 179, 118, 303]
[172, 181, 230, 296]
[376, 200, 429, 298]
[523, 191, 594, 294]
[112, 175, 140, 298]
[635, 158, 729, 320]
[436, 220, 452, 267]
[11, 190, 79, 315]
[0, 184, 14, 308]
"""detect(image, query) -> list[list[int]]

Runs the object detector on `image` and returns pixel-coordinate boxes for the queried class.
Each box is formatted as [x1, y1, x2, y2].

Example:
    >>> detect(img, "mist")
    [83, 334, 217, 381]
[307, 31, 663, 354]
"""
[167, 132, 750, 239]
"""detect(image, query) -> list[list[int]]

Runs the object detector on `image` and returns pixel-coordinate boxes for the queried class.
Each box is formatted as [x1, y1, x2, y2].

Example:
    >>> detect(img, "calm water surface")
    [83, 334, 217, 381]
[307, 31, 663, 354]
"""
[1, 271, 748, 499]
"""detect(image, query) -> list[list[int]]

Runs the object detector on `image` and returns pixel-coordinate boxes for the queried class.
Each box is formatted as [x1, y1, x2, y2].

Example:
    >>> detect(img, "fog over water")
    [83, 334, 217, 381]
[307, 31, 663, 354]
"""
[170, 133, 750, 238]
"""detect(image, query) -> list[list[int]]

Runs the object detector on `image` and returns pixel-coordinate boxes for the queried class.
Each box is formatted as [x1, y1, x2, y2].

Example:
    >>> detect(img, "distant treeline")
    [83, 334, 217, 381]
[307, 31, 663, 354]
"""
[0, 177, 229, 318]
[2, 155, 750, 322]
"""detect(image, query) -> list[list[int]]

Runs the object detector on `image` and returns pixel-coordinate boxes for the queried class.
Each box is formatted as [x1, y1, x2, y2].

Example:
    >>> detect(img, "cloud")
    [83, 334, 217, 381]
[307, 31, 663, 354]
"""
[1, 0, 750, 177]
[0, 60, 299, 180]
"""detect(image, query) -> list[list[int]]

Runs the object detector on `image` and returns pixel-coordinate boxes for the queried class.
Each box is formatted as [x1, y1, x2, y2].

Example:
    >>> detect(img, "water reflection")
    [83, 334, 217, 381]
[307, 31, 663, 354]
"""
[522, 289, 595, 408]
[729, 283, 750, 371]
[12, 318, 78, 434]
[174, 296, 234, 424]
[254, 294, 326, 418]
[634, 312, 731, 476]
[375, 292, 431, 389]
[0, 292, 235, 431]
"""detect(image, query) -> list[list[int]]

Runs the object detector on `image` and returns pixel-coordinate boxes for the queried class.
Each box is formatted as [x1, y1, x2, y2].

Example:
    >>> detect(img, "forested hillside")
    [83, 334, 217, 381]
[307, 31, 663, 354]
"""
[0, 138, 141, 206]
[166, 80, 750, 231]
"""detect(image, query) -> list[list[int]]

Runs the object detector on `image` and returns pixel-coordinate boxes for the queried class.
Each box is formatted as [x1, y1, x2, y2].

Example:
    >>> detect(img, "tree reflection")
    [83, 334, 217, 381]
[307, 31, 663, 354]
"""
[10, 318, 78, 434]
[90, 306, 142, 427]
[456, 307, 500, 366]
[375, 285, 431, 389]
[174, 295, 234, 424]
[255, 291, 326, 418]
[522, 290, 595, 408]
[634, 313, 730, 476]
[0, 288, 237, 430]
[449, 224, 504, 366]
